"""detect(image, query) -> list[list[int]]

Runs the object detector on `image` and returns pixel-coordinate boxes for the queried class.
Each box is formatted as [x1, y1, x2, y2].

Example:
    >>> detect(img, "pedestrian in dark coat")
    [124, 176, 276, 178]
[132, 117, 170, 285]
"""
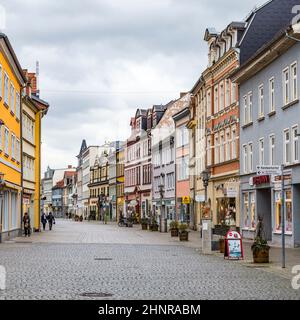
[47, 212, 54, 231]
[41, 212, 47, 231]
[23, 213, 31, 237]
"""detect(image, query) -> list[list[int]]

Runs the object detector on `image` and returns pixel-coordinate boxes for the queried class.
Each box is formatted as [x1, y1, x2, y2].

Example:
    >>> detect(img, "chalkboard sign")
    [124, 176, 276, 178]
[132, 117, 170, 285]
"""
[224, 231, 244, 260]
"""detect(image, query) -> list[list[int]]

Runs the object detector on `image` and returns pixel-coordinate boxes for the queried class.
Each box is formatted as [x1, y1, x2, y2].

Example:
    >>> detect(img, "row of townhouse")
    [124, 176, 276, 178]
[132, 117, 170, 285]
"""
[0, 33, 49, 242]
[120, 0, 300, 247]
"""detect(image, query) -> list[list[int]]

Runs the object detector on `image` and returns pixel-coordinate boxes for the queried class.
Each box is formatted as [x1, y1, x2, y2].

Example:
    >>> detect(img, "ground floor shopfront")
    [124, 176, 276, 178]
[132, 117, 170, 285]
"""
[207, 175, 240, 229]
[23, 188, 40, 232]
[240, 167, 300, 247]
[0, 184, 22, 242]
[152, 198, 175, 229]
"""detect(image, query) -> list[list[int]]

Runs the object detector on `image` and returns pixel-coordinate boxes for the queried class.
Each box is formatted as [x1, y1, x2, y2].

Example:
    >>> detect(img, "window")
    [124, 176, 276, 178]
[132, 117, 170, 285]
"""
[16, 92, 20, 119]
[248, 92, 253, 123]
[220, 131, 224, 163]
[220, 82, 224, 110]
[178, 156, 189, 180]
[291, 62, 298, 101]
[259, 138, 264, 165]
[258, 84, 264, 117]
[214, 85, 219, 114]
[11, 134, 15, 159]
[231, 126, 236, 159]
[275, 190, 293, 233]
[248, 143, 253, 172]
[283, 68, 290, 105]
[225, 129, 230, 161]
[16, 139, 20, 162]
[269, 135, 275, 165]
[269, 78, 275, 112]
[284, 129, 291, 165]
[231, 83, 236, 103]
[207, 136, 212, 166]
[243, 145, 248, 173]
[292, 126, 299, 163]
[176, 126, 189, 148]
[214, 134, 219, 164]
[243, 96, 247, 125]
[243, 192, 256, 229]
[225, 79, 231, 107]
[4, 127, 9, 154]
[4, 73, 9, 105]
[10, 83, 15, 113]
[207, 89, 212, 117]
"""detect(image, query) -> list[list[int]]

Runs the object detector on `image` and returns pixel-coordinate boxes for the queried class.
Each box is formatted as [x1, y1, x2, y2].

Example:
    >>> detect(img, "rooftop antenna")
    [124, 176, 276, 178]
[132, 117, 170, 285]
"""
[36, 61, 40, 98]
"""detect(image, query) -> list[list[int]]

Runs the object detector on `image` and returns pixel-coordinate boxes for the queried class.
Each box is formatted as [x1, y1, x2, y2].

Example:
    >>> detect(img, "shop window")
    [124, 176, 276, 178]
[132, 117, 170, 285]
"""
[243, 192, 256, 229]
[216, 198, 236, 226]
[275, 190, 293, 233]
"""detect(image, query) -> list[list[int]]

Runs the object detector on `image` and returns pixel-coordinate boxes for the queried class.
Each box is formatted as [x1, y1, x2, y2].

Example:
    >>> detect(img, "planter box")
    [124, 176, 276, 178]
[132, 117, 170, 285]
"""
[170, 229, 179, 237]
[253, 248, 270, 263]
[150, 225, 159, 232]
[179, 231, 189, 241]
[141, 224, 148, 230]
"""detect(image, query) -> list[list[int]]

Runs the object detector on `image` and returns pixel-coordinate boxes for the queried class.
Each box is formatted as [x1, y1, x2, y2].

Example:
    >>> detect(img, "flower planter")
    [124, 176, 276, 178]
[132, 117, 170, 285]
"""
[179, 231, 189, 241]
[141, 224, 148, 230]
[253, 248, 270, 263]
[150, 224, 159, 232]
[219, 238, 225, 253]
[170, 228, 179, 237]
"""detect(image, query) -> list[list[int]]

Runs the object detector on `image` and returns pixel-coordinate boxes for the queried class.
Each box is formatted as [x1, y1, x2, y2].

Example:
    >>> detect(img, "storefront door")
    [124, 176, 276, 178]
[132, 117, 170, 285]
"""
[257, 189, 272, 241]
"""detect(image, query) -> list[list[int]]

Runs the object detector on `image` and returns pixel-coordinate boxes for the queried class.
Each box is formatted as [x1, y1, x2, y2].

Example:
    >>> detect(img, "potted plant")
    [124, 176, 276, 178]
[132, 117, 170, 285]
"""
[149, 215, 159, 232]
[169, 220, 179, 237]
[251, 217, 270, 263]
[178, 223, 189, 241]
[141, 218, 149, 230]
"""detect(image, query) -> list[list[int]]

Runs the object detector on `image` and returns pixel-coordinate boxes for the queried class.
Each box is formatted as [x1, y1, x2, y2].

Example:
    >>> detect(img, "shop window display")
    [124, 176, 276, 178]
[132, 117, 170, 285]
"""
[216, 198, 236, 226]
[275, 190, 293, 233]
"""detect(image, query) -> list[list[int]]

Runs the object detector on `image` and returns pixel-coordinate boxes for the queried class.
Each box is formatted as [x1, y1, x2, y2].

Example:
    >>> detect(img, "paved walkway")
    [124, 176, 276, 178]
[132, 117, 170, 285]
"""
[9, 219, 300, 279]
[0, 219, 299, 299]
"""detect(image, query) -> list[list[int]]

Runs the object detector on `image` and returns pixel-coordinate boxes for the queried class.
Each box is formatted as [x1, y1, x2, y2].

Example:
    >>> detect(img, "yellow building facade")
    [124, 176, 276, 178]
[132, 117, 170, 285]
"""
[0, 34, 26, 242]
[22, 71, 48, 232]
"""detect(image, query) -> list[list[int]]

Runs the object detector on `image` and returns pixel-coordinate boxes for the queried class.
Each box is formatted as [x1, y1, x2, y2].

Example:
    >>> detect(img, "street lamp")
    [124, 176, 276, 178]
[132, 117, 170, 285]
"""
[158, 173, 167, 233]
[201, 169, 211, 204]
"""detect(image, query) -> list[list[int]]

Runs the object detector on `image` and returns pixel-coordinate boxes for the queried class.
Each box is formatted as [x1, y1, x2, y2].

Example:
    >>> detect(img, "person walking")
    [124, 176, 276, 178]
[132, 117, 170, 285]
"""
[41, 212, 47, 231]
[47, 212, 54, 231]
[23, 212, 31, 237]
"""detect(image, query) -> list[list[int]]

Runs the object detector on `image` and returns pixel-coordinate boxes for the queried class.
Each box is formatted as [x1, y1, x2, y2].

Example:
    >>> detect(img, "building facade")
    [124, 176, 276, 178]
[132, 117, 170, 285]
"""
[0, 34, 26, 242]
[203, 22, 245, 229]
[173, 98, 192, 223]
[22, 70, 49, 232]
[232, 18, 300, 247]
[116, 144, 125, 222]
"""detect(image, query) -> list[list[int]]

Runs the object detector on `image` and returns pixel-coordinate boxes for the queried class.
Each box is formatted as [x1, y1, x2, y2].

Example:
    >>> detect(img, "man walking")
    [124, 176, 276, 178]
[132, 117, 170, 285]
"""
[47, 212, 55, 231]
[41, 212, 47, 231]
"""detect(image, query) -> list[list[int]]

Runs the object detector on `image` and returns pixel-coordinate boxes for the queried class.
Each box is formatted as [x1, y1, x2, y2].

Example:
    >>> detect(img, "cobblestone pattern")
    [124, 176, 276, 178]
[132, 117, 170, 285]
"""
[0, 242, 300, 300]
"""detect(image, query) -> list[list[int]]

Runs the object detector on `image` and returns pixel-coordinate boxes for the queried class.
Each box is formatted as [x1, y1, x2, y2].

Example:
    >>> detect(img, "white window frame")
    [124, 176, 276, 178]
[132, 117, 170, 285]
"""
[214, 133, 219, 164]
[11, 133, 15, 159]
[243, 95, 247, 125]
[259, 138, 264, 165]
[283, 128, 291, 165]
[258, 84, 264, 117]
[269, 77, 275, 113]
[225, 79, 231, 107]
[214, 85, 219, 114]
[16, 92, 20, 120]
[231, 126, 237, 159]
[220, 131, 224, 163]
[283, 67, 290, 105]
[269, 134, 275, 166]
[10, 82, 15, 114]
[220, 81, 224, 110]
[248, 142, 253, 172]
[243, 144, 248, 174]
[4, 72, 9, 106]
[292, 125, 299, 163]
[225, 128, 231, 161]
[0, 64, 2, 98]
[291, 62, 298, 101]
[4, 127, 9, 155]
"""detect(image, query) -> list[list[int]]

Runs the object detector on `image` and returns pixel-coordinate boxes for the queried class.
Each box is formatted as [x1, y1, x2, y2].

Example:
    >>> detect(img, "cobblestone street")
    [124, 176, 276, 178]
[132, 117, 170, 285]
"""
[0, 220, 300, 300]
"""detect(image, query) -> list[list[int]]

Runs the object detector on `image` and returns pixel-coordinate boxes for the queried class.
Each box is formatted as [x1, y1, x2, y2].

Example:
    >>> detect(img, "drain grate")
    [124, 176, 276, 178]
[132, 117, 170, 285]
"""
[94, 258, 113, 261]
[80, 292, 113, 298]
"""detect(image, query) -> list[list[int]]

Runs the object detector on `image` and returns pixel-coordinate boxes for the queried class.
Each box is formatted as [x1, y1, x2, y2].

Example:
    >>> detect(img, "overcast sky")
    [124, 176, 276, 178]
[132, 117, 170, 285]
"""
[1, 0, 265, 172]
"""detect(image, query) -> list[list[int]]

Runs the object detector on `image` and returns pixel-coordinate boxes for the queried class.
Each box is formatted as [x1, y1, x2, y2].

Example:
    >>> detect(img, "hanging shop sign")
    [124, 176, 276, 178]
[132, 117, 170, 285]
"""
[224, 231, 244, 260]
[195, 194, 205, 202]
[225, 187, 238, 198]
